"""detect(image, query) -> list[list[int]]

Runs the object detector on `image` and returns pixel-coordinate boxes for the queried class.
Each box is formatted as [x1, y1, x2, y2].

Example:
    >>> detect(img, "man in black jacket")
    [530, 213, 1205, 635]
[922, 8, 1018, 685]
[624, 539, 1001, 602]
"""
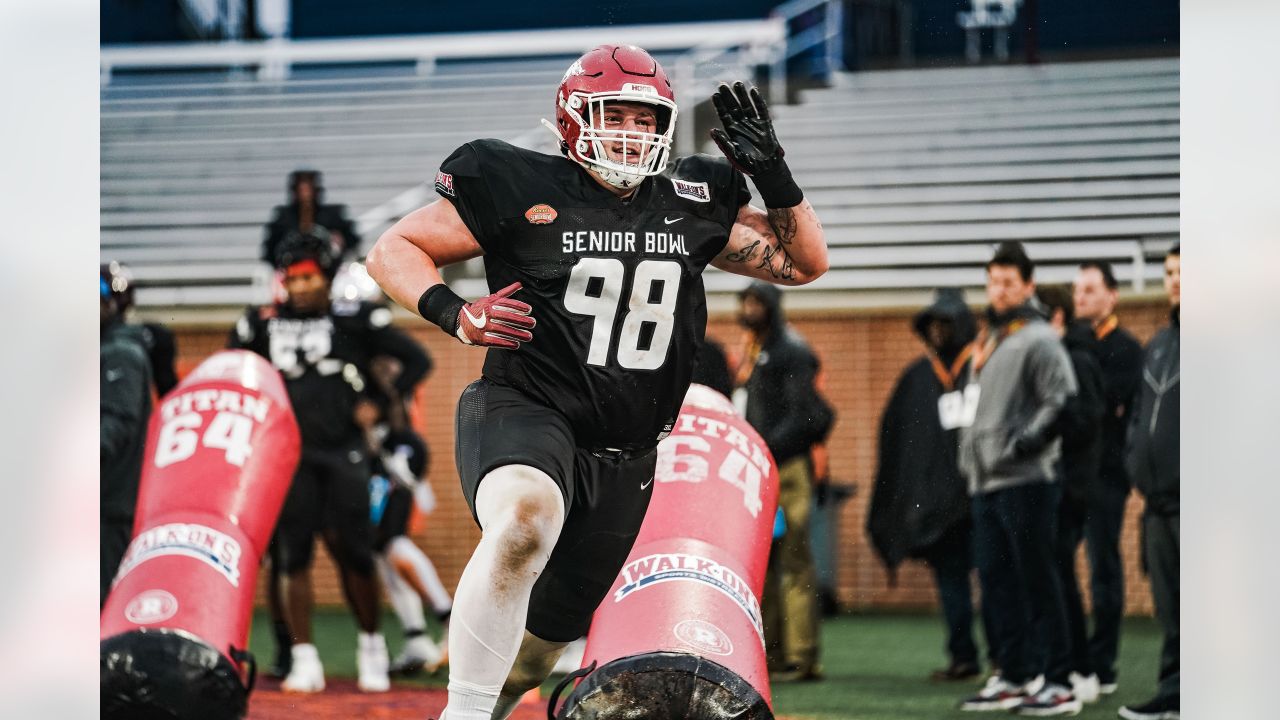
[1073, 260, 1144, 693]
[735, 280, 829, 681]
[868, 288, 987, 681]
[101, 262, 180, 396]
[262, 169, 362, 266]
[1118, 245, 1180, 720]
[100, 267, 153, 606]
[1038, 284, 1107, 703]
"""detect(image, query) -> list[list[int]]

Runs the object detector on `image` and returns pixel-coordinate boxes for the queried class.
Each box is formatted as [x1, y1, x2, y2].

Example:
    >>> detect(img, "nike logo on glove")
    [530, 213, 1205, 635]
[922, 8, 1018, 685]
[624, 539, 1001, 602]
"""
[664, 216, 683, 225]
[462, 306, 487, 329]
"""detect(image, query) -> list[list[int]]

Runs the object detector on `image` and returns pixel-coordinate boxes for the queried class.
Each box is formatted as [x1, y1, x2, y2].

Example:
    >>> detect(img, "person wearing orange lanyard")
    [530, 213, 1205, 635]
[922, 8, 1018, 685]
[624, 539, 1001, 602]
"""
[1072, 260, 1144, 696]
[867, 287, 995, 682]
[957, 242, 1082, 716]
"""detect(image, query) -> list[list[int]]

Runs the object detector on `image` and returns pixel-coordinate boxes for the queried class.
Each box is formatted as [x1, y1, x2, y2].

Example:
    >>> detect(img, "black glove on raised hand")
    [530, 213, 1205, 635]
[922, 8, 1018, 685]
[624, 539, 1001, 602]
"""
[709, 81, 804, 208]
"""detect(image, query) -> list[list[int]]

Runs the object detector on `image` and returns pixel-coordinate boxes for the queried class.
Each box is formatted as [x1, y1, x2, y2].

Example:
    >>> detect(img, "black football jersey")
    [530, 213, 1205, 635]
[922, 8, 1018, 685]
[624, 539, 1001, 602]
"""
[228, 300, 430, 449]
[436, 139, 751, 450]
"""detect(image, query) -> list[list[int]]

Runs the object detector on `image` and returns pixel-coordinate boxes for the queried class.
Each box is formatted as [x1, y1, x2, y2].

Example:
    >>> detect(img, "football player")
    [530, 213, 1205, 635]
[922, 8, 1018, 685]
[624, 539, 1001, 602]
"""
[367, 45, 828, 720]
[230, 231, 431, 693]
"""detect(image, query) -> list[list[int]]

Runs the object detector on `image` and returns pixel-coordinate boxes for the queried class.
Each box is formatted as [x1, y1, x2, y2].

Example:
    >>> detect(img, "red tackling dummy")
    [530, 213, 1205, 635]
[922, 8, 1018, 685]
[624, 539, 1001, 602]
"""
[552, 384, 779, 719]
[101, 350, 301, 720]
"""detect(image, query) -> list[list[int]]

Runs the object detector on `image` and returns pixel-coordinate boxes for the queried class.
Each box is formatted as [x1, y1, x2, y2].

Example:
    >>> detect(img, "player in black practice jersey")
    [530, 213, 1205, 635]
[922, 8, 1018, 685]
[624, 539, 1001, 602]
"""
[230, 232, 430, 694]
[367, 44, 827, 720]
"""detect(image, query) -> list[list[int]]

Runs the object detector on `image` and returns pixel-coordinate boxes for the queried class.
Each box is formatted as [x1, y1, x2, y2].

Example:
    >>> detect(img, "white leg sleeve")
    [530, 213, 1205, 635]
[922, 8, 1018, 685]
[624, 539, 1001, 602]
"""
[387, 535, 453, 616]
[376, 553, 426, 633]
[443, 465, 565, 720]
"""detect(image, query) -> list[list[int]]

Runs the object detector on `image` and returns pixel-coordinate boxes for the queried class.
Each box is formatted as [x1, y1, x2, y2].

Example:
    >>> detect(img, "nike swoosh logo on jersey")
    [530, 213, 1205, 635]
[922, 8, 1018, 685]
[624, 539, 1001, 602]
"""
[641, 477, 654, 490]
[664, 216, 683, 225]
[462, 306, 487, 328]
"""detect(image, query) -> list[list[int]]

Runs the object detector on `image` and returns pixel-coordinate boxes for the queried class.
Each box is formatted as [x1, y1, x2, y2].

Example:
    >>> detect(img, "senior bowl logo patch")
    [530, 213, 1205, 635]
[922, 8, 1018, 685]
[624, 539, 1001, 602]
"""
[435, 170, 455, 197]
[671, 179, 710, 203]
[525, 204, 558, 225]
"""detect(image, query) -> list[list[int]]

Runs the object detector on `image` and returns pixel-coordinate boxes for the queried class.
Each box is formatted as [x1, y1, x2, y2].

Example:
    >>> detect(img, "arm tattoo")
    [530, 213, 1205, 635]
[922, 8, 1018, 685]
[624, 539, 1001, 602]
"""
[766, 207, 799, 245]
[725, 238, 762, 263]
[758, 242, 796, 281]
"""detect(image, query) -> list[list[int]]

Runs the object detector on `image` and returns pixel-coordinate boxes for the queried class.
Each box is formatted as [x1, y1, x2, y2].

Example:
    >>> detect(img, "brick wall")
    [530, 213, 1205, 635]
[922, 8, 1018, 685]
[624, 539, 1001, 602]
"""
[173, 298, 1173, 615]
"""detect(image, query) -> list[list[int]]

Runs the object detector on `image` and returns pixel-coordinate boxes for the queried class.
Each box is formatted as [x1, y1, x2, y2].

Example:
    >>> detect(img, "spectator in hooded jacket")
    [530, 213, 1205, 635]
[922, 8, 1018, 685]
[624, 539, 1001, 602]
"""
[868, 288, 990, 681]
[1073, 260, 1144, 694]
[957, 242, 1081, 716]
[1118, 244, 1180, 720]
[1037, 284, 1107, 704]
[735, 280, 830, 682]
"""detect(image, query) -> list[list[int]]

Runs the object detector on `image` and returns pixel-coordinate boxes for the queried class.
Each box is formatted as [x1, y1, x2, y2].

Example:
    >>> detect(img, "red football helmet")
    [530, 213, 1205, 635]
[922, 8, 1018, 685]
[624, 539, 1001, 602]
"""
[542, 45, 678, 189]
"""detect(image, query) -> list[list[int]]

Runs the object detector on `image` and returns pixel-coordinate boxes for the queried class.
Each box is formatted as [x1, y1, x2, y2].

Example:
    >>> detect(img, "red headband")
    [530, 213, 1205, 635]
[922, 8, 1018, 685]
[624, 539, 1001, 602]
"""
[284, 259, 324, 277]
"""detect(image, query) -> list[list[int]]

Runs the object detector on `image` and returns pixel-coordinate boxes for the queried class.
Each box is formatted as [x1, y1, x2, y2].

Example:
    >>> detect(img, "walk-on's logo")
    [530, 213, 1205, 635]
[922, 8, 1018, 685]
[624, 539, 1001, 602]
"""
[435, 170, 455, 197]
[115, 523, 243, 587]
[614, 553, 762, 638]
[670, 179, 710, 202]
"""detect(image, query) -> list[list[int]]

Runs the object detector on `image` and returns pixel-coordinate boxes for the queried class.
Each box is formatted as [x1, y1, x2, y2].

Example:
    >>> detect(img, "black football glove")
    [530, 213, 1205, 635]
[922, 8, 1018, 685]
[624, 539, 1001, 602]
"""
[709, 82, 804, 208]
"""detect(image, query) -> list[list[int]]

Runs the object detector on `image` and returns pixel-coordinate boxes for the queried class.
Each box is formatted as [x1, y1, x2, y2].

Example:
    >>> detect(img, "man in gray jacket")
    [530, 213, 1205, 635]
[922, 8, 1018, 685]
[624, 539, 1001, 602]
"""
[957, 242, 1081, 716]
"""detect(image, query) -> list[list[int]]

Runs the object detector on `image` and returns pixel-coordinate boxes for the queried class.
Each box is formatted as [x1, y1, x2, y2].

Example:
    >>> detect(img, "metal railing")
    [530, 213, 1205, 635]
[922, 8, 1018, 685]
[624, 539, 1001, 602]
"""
[770, 0, 845, 101]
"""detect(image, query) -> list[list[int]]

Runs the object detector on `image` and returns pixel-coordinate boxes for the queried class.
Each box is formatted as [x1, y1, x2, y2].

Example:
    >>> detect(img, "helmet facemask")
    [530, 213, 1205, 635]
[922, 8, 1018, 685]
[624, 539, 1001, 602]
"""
[558, 89, 677, 190]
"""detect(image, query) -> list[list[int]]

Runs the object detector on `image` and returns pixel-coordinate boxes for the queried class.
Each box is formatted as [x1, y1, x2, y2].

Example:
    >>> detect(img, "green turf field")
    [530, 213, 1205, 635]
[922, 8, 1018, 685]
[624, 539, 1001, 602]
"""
[252, 609, 1162, 719]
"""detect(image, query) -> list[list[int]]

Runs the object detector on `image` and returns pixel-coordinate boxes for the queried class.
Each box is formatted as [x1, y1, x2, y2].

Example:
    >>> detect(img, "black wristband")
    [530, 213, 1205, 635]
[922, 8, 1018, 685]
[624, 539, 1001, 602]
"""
[417, 284, 465, 336]
[751, 157, 804, 209]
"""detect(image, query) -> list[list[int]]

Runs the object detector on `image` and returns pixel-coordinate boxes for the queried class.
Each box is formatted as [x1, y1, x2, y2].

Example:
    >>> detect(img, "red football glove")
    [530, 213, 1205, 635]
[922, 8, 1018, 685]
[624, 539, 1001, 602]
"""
[455, 282, 535, 349]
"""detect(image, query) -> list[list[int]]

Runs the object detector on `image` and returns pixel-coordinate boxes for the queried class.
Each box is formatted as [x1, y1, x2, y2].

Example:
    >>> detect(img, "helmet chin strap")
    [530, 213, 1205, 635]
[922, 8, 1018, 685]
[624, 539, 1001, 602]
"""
[542, 118, 645, 190]
[594, 166, 644, 190]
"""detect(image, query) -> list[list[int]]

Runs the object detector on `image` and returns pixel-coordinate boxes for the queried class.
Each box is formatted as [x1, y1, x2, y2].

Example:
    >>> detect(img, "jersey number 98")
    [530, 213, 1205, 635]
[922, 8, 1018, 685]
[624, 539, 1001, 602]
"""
[564, 258, 682, 370]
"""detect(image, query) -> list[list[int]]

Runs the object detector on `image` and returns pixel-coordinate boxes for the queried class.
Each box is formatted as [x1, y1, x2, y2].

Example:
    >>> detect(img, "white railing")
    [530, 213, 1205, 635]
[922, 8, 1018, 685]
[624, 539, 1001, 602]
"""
[103, 15, 854, 297]
[101, 20, 785, 84]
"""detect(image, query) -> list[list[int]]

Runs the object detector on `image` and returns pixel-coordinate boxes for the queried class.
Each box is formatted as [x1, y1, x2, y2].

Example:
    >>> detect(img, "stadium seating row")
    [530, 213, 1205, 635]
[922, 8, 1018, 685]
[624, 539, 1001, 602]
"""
[101, 55, 1178, 308]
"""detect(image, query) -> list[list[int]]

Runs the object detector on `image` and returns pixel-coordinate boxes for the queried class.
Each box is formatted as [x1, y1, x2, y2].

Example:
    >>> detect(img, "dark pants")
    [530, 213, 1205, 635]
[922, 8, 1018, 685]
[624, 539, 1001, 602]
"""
[101, 519, 132, 608]
[922, 523, 979, 666]
[973, 482, 1071, 686]
[1144, 512, 1179, 701]
[1085, 481, 1129, 683]
[1054, 499, 1093, 676]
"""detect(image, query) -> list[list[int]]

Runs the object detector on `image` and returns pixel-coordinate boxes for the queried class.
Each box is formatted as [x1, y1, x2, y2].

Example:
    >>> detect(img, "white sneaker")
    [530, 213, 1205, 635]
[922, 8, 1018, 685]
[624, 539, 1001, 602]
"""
[1069, 672, 1100, 703]
[389, 634, 443, 675]
[959, 675, 1030, 711]
[281, 643, 325, 693]
[1013, 682, 1082, 716]
[357, 632, 390, 692]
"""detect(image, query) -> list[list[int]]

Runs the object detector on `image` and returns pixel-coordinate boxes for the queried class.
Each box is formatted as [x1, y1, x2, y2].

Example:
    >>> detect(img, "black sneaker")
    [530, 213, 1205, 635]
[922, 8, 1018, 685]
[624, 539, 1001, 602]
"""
[1118, 695, 1179, 720]
[959, 675, 1029, 711]
[1014, 683, 1082, 716]
[931, 661, 982, 682]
